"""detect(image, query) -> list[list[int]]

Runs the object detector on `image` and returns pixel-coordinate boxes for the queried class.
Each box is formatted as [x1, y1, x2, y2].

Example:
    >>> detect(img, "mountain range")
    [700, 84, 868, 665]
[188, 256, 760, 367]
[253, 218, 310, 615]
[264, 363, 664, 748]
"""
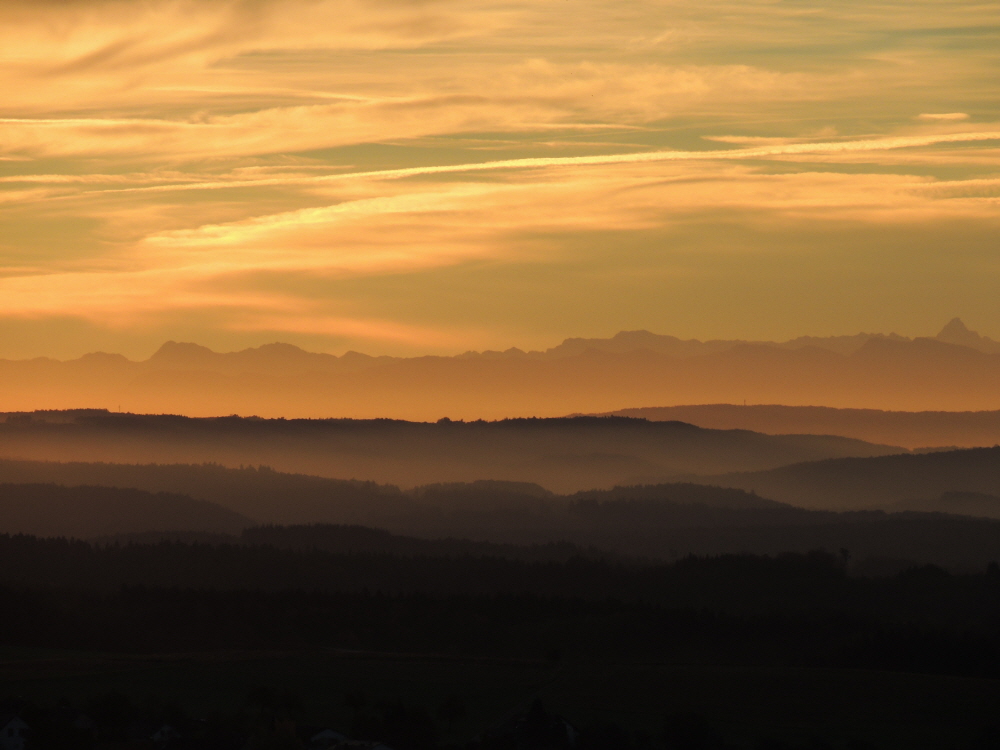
[1, 319, 999, 419]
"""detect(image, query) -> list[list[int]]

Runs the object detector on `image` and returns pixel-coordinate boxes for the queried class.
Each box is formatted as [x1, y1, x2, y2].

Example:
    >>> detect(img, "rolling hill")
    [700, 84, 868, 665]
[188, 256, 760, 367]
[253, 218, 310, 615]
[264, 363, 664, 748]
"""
[0, 483, 248, 537]
[600, 404, 1000, 450]
[0, 414, 904, 493]
[2, 461, 1000, 568]
[699, 446, 1000, 512]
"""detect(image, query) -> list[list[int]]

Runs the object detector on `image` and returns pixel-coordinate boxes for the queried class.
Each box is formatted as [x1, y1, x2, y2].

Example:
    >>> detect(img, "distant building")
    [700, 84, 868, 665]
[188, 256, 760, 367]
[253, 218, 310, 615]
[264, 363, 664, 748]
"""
[0, 716, 29, 750]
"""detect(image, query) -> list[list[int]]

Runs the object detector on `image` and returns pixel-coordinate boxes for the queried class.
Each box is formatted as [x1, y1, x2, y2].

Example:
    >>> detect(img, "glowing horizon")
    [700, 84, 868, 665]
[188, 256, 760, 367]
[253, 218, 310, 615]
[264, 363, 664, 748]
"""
[2, 0, 1000, 360]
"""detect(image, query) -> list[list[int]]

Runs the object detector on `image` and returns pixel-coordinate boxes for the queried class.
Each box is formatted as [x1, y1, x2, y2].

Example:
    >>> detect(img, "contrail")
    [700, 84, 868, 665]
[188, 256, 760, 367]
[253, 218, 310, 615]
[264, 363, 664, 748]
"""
[72, 129, 1000, 196]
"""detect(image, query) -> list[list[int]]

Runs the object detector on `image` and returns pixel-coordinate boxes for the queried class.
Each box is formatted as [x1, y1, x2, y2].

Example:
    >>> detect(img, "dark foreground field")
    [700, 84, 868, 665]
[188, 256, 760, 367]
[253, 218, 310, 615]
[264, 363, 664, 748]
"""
[3, 415, 1000, 748]
[5, 647, 1000, 750]
[4, 534, 1000, 749]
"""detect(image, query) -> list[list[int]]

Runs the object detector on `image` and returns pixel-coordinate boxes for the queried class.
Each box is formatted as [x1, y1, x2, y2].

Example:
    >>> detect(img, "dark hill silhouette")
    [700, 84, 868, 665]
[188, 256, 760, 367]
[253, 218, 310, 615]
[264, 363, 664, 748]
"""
[0, 320, 998, 418]
[0, 414, 903, 492]
[89, 525, 602, 563]
[0, 459, 411, 526]
[412, 479, 554, 499]
[699, 447, 1000, 511]
[237, 524, 595, 562]
[601, 404, 1000, 449]
[4, 465, 1000, 567]
[570, 482, 783, 509]
[0, 458, 795, 533]
[0, 483, 248, 537]
[892, 491, 1000, 519]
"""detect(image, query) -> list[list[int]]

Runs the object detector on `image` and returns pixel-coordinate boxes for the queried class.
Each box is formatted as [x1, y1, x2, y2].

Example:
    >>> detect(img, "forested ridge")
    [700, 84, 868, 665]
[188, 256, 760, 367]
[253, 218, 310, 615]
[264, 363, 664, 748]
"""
[7, 479, 1000, 569]
[3, 531, 1000, 679]
[0, 413, 904, 492]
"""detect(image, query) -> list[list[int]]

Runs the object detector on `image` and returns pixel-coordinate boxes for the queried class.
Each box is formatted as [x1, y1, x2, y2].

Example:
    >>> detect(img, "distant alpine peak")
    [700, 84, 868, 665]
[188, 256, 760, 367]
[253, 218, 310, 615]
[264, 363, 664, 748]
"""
[938, 318, 972, 336]
[935, 318, 1000, 353]
[149, 340, 217, 360]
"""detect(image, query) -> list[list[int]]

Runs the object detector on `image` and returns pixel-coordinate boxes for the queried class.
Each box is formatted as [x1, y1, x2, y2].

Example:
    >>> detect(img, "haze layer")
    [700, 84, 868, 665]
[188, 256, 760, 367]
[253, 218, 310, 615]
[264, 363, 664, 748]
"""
[2, 320, 999, 419]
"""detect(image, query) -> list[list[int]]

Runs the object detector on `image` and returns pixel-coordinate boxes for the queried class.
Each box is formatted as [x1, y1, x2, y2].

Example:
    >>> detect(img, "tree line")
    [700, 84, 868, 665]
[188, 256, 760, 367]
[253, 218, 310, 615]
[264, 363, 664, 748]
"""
[2, 531, 1000, 679]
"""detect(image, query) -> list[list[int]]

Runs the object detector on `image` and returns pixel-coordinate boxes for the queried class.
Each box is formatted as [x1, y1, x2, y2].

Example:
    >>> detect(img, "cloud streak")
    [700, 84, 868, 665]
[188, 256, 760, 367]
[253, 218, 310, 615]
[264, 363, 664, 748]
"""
[1, 0, 1000, 359]
[54, 129, 999, 198]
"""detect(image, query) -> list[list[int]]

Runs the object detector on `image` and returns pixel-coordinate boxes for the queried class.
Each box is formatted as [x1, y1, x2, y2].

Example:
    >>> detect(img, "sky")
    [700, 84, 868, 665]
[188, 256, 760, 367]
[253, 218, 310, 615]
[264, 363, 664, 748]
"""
[1, 0, 999, 360]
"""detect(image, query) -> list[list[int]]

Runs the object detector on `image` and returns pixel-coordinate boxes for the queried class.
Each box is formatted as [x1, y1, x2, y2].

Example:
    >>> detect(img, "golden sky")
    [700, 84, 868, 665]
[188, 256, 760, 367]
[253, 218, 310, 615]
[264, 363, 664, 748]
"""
[1, 0, 999, 359]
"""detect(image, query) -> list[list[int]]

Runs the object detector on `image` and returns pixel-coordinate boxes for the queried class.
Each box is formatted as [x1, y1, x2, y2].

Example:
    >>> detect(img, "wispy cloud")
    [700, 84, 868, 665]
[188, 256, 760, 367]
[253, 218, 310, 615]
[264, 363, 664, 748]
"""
[1, 0, 1000, 358]
[918, 113, 970, 121]
[39, 129, 997, 198]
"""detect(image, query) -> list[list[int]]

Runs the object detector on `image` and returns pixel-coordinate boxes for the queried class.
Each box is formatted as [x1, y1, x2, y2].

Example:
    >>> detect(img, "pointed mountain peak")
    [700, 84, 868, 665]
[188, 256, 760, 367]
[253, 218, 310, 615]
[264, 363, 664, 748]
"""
[936, 317, 980, 346]
[938, 318, 972, 337]
[934, 319, 1000, 353]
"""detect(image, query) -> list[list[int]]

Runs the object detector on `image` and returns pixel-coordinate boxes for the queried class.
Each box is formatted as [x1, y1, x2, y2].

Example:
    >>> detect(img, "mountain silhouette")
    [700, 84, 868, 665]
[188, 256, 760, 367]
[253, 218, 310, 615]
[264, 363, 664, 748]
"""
[935, 317, 1000, 353]
[148, 341, 220, 369]
[0, 320, 998, 418]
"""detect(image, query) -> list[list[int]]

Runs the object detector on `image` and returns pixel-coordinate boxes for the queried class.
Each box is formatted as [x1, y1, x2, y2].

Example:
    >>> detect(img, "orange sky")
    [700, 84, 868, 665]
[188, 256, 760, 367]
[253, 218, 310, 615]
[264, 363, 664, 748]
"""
[1, 0, 999, 359]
